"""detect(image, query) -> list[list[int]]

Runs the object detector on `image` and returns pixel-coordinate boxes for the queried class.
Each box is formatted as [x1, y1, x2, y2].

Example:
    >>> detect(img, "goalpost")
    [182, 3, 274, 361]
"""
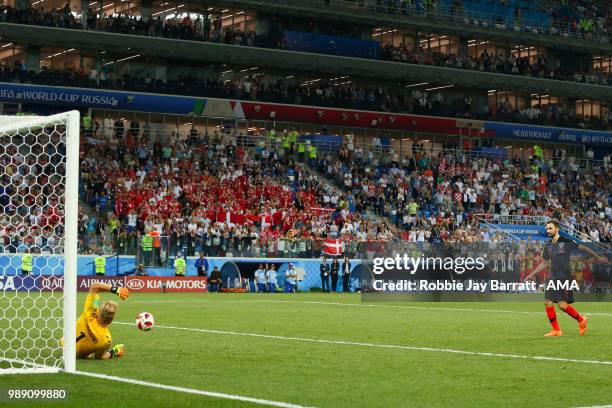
[0, 111, 79, 374]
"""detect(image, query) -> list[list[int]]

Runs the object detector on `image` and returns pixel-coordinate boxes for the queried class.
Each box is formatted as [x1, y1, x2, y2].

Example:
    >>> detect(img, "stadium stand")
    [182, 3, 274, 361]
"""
[3, 117, 609, 259]
[0, 0, 610, 258]
[0, 65, 608, 130]
[0, 4, 609, 86]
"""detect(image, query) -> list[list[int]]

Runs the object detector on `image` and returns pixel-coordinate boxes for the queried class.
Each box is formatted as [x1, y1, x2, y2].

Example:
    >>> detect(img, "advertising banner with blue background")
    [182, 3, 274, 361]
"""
[283, 31, 379, 59]
[485, 121, 612, 148]
[0, 83, 206, 115]
[3, 82, 611, 150]
[0, 255, 369, 293]
[486, 224, 575, 241]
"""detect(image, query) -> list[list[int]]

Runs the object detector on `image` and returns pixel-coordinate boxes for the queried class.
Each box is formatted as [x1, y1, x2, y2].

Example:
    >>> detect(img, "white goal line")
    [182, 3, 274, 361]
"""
[114, 322, 612, 366]
[0, 358, 60, 375]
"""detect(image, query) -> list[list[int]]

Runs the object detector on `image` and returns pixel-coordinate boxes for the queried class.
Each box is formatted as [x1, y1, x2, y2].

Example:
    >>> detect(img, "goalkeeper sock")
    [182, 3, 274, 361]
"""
[546, 306, 560, 331]
[563, 305, 583, 322]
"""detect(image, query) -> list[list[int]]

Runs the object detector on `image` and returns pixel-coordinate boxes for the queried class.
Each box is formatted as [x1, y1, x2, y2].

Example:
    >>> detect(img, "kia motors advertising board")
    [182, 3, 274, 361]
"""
[125, 276, 208, 293]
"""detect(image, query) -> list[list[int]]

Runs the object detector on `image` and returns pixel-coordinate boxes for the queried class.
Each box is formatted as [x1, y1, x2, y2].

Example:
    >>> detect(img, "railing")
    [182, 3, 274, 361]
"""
[473, 214, 550, 225]
[9, 0, 609, 43]
[276, 0, 609, 43]
[85, 127, 607, 171]
[559, 221, 611, 252]
[131, 236, 415, 261]
[472, 215, 523, 242]
[473, 213, 611, 251]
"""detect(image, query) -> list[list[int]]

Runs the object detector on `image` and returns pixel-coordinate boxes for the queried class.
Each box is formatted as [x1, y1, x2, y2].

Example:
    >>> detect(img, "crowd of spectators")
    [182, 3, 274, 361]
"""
[549, 0, 609, 40]
[0, 3, 609, 89]
[381, 44, 611, 86]
[1, 64, 609, 131]
[1, 115, 610, 265]
[75, 119, 398, 259]
[366, 0, 608, 41]
[314, 131, 612, 244]
[0, 128, 68, 254]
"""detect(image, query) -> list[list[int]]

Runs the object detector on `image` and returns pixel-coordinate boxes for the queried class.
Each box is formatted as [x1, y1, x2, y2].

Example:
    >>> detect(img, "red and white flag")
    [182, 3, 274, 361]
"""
[323, 238, 343, 256]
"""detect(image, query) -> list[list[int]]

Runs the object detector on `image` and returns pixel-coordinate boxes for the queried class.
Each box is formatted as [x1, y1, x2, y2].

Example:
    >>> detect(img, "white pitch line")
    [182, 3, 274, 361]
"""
[574, 405, 612, 408]
[74, 370, 314, 408]
[114, 322, 612, 366]
[252, 299, 612, 317]
[130, 298, 612, 317]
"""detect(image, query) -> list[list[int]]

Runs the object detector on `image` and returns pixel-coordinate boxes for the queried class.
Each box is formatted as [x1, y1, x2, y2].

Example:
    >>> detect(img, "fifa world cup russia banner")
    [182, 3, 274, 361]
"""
[0, 82, 490, 135]
[0, 83, 208, 115]
[485, 121, 612, 147]
[491, 224, 547, 239]
[481, 224, 576, 241]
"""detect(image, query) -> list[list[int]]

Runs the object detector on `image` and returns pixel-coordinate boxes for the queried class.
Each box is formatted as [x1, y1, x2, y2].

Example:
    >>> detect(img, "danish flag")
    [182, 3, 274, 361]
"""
[323, 239, 343, 256]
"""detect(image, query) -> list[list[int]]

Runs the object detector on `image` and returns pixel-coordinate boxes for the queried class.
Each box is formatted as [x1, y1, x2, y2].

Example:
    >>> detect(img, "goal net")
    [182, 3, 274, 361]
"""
[0, 111, 79, 374]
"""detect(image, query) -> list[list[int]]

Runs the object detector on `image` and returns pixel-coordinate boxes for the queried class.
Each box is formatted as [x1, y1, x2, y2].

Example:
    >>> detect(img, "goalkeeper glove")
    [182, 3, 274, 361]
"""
[109, 344, 124, 358]
[111, 286, 129, 300]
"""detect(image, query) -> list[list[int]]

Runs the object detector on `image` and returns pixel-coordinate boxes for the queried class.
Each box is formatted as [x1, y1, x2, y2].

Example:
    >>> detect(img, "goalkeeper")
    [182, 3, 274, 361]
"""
[73, 282, 129, 359]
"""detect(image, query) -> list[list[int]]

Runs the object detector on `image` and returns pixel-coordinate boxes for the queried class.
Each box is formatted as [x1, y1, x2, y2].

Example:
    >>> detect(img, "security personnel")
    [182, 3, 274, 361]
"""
[533, 145, 543, 159]
[309, 144, 317, 168]
[288, 128, 298, 154]
[282, 134, 290, 156]
[149, 229, 161, 267]
[82, 115, 92, 137]
[21, 252, 33, 276]
[195, 252, 208, 277]
[342, 256, 351, 293]
[320, 257, 330, 292]
[141, 233, 153, 265]
[174, 254, 186, 277]
[297, 140, 306, 162]
[94, 255, 106, 276]
[267, 127, 276, 149]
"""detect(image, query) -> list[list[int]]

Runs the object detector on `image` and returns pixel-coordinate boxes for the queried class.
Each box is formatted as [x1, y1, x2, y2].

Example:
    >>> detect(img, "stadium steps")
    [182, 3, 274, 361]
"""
[559, 222, 611, 252]
[78, 196, 99, 222]
[302, 162, 387, 225]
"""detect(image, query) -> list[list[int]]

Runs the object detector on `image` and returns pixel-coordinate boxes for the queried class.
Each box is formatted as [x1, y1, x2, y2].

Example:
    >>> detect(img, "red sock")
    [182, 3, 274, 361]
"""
[546, 306, 560, 331]
[564, 305, 583, 322]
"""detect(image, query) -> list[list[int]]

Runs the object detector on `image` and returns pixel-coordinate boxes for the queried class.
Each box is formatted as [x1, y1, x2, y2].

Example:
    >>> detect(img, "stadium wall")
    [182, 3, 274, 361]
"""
[0, 255, 364, 292]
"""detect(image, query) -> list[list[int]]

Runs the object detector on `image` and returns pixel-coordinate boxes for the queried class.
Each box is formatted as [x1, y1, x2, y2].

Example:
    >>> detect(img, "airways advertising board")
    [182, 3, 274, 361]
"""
[0, 275, 207, 292]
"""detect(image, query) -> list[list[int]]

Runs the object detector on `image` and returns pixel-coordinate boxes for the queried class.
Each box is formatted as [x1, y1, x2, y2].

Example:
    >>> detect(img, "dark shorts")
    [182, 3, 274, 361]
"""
[545, 280, 575, 304]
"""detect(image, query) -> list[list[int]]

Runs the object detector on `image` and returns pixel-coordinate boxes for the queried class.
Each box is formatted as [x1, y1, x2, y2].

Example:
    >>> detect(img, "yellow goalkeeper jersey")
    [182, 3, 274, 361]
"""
[75, 293, 112, 358]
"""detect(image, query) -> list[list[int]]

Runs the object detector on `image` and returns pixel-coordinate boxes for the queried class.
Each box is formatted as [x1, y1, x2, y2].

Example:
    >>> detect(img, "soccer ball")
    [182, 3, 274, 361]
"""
[136, 312, 155, 331]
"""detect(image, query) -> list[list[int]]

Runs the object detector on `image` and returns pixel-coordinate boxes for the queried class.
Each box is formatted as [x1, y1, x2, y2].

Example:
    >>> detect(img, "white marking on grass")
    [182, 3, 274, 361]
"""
[573, 405, 612, 408]
[252, 299, 612, 318]
[132, 300, 192, 303]
[114, 322, 612, 366]
[74, 371, 314, 408]
[128, 298, 612, 317]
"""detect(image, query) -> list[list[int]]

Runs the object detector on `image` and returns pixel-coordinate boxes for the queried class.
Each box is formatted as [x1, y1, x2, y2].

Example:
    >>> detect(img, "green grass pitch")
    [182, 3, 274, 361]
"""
[1, 292, 611, 407]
